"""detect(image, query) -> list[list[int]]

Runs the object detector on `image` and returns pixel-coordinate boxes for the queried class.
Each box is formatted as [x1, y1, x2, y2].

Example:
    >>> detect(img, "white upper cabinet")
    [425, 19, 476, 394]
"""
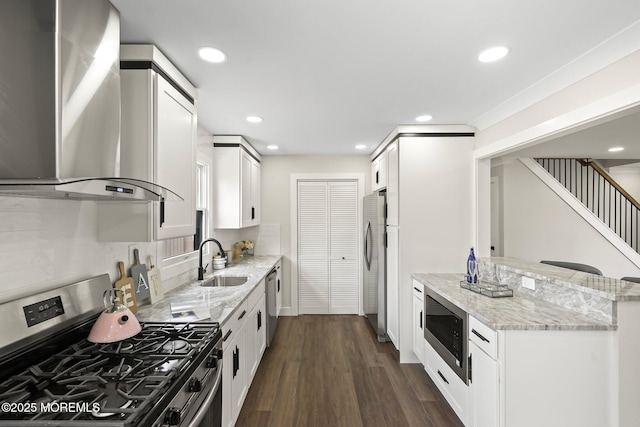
[98, 45, 197, 242]
[371, 151, 387, 191]
[385, 142, 399, 226]
[213, 136, 261, 229]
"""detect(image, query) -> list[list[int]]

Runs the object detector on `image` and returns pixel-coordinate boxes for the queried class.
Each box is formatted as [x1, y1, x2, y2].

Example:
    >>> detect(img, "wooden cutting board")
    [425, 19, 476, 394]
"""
[131, 249, 150, 302]
[115, 261, 137, 313]
[147, 255, 164, 303]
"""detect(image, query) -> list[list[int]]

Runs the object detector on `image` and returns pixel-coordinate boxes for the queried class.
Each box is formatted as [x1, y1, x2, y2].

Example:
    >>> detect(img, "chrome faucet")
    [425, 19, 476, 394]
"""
[198, 238, 226, 280]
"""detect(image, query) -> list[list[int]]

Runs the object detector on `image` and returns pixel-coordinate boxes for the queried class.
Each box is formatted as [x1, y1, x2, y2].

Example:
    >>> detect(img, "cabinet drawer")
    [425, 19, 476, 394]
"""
[221, 300, 248, 350]
[247, 279, 265, 311]
[469, 316, 497, 359]
[412, 281, 424, 301]
[424, 340, 467, 424]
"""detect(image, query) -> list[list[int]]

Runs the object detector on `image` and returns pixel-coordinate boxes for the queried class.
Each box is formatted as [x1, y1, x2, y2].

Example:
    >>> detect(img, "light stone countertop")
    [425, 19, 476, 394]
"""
[413, 272, 614, 331]
[486, 257, 640, 302]
[135, 255, 281, 326]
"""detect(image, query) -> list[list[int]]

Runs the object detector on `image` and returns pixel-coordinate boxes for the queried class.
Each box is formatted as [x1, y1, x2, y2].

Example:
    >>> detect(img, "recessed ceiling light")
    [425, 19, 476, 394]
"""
[478, 46, 510, 63]
[608, 146, 624, 152]
[246, 116, 263, 123]
[267, 145, 278, 150]
[198, 47, 227, 63]
[355, 144, 367, 150]
[415, 115, 433, 122]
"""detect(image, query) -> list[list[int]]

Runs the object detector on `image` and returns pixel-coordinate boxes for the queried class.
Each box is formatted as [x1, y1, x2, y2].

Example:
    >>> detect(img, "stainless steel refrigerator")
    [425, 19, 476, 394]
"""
[363, 191, 388, 342]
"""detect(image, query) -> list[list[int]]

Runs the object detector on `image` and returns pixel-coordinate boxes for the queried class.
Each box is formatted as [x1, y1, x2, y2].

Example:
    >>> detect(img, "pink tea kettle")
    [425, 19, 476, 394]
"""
[88, 289, 142, 343]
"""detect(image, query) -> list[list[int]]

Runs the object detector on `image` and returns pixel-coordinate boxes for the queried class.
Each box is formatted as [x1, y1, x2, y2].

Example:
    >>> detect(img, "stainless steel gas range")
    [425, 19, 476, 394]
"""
[0, 275, 222, 427]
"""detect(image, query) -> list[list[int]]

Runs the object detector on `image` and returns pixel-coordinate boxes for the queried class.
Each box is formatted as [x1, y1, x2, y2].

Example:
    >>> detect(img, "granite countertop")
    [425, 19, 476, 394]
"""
[413, 273, 614, 331]
[488, 257, 640, 301]
[135, 255, 281, 325]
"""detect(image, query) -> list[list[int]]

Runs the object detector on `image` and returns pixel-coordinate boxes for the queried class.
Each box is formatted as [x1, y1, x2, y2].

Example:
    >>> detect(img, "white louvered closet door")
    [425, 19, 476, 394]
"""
[298, 180, 358, 314]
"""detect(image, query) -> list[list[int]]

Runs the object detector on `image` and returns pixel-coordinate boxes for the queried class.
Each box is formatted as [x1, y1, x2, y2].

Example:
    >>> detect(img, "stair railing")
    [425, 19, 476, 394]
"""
[535, 158, 639, 254]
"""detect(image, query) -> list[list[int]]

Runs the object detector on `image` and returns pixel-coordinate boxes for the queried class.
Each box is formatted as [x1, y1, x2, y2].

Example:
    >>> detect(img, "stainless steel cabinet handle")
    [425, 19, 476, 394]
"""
[472, 329, 490, 343]
[437, 370, 449, 384]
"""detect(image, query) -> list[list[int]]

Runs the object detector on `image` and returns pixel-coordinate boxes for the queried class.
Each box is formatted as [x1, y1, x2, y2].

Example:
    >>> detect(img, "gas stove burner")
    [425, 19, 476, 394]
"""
[162, 339, 189, 353]
[91, 399, 134, 418]
[108, 364, 133, 376]
[154, 358, 180, 373]
[117, 342, 135, 352]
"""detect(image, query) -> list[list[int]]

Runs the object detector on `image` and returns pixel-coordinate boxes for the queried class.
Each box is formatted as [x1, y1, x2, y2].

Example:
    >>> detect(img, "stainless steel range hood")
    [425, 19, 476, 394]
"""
[0, 0, 181, 202]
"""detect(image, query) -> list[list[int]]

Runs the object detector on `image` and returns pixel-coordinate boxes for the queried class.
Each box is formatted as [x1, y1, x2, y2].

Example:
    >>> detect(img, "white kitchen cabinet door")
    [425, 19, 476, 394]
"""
[212, 138, 261, 229]
[298, 180, 359, 314]
[247, 293, 266, 381]
[468, 340, 499, 427]
[97, 69, 196, 242]
[154, 76, 197, 240]
[412, 285, 424, 364]
[276, 259, 283, 315]
[386, 225, 399, 349]
[222, 324, 247, 427]
[241, 151, 261, 227]
[386, 142, 399, 226]
[371, 151, 388, 191]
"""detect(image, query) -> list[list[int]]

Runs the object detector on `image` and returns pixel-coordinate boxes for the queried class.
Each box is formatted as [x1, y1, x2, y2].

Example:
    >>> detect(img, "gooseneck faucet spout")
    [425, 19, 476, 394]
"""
[198, 238, 226, 280]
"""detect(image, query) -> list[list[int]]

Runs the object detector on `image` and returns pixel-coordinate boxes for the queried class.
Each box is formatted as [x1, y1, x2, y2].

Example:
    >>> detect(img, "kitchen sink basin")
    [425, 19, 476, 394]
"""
[200, 275, 248, 287]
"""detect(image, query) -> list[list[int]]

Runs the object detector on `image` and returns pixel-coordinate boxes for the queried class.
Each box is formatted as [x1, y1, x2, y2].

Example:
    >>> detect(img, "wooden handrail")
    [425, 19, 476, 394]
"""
[581, 159, 640, 211]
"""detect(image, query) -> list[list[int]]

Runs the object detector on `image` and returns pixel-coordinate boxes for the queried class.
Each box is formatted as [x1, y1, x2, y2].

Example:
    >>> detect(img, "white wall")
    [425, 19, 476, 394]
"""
[500, 159, 640, 279]
[259, 155, 371, 312]
[0, 196, 143, 303]
[608, 164, 640, 204]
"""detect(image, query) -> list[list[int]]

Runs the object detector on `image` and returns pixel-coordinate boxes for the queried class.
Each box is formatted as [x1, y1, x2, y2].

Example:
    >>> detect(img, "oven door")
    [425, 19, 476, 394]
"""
[424, 288, 468, 384]
[189, 369, 222, 427]
[159, 339, 223, 427]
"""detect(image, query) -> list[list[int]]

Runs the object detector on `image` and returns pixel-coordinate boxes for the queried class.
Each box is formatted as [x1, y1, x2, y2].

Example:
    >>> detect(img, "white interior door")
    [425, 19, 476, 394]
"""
[298, 181, 328, 313]
[298, 180, 358, 314]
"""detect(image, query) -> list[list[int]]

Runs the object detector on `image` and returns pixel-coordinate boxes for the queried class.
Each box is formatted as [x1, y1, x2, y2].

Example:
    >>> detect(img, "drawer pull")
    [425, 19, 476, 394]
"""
[238, 310, 247, 320]
[223, 330, 232, 342]
[437, 370, 449, 384]
[472, 329, 490, 343]
[413, 286, 422, 293]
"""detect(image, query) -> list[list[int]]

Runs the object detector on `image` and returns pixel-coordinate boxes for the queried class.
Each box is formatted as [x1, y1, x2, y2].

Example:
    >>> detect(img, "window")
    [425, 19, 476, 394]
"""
[162, 162, 209, 260]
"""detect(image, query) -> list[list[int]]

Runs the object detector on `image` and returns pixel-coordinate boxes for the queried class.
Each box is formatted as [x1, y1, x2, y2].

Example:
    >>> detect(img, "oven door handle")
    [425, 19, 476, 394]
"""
[186, 363, 223, 427]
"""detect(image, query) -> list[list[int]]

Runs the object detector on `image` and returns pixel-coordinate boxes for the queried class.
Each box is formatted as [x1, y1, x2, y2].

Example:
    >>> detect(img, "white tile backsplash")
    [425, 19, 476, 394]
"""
[0, 196, 156, 303]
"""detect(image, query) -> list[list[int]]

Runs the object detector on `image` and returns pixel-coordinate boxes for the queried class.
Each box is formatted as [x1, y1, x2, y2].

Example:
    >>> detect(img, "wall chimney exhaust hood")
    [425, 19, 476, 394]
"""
[0, 0, 181, 202]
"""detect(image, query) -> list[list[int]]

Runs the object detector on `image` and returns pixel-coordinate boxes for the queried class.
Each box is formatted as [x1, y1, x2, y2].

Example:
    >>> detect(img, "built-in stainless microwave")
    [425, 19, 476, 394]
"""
[424, 288, 468, 384]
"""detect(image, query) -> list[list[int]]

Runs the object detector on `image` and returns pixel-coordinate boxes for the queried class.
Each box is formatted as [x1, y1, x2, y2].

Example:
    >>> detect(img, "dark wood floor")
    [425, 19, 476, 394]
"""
[236, 315, 464, 427]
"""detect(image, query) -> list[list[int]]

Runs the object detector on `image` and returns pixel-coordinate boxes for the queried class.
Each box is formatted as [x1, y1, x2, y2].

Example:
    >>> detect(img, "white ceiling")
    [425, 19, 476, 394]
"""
[110, 0, 640, 156]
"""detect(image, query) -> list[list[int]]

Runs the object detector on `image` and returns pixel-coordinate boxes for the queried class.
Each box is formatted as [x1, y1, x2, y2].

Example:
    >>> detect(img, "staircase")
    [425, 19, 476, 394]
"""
[535, 158, 640, 255]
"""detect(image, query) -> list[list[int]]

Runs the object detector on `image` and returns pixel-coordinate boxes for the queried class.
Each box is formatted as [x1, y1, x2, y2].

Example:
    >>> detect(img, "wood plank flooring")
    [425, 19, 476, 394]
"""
[236, 315, 464, 427]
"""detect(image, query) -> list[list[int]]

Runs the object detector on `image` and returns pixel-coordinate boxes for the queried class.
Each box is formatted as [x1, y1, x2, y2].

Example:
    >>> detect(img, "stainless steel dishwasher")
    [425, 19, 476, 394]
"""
[266, 267, 278, 346]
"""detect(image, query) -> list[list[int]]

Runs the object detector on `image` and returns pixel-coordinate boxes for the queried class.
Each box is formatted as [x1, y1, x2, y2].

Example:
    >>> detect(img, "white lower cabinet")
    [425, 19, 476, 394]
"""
[275, 259, 283, 316]
[424, 339, 468, 424]
[222, 279, 266, 427]
[386, 225, 399, 349]
[247, 293, 267, 380]
[412, 285, 424, 364]
[468, 341, 498, 427]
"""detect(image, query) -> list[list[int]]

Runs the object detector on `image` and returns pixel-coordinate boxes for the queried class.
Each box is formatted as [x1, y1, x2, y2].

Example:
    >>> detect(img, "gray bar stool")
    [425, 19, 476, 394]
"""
[540, 260, 603, 276]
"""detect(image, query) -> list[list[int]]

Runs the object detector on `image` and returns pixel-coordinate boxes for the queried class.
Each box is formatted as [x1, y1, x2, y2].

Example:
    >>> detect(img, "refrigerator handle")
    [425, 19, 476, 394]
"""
[364, 222, 372, 270]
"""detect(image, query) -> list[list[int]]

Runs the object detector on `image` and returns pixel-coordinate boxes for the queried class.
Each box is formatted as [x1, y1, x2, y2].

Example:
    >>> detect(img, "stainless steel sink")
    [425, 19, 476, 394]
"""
[200, 275, 248, 287]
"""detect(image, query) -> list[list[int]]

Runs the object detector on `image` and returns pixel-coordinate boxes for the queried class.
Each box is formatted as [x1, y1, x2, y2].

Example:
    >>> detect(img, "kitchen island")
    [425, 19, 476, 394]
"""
[413, 257, 640, 427]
